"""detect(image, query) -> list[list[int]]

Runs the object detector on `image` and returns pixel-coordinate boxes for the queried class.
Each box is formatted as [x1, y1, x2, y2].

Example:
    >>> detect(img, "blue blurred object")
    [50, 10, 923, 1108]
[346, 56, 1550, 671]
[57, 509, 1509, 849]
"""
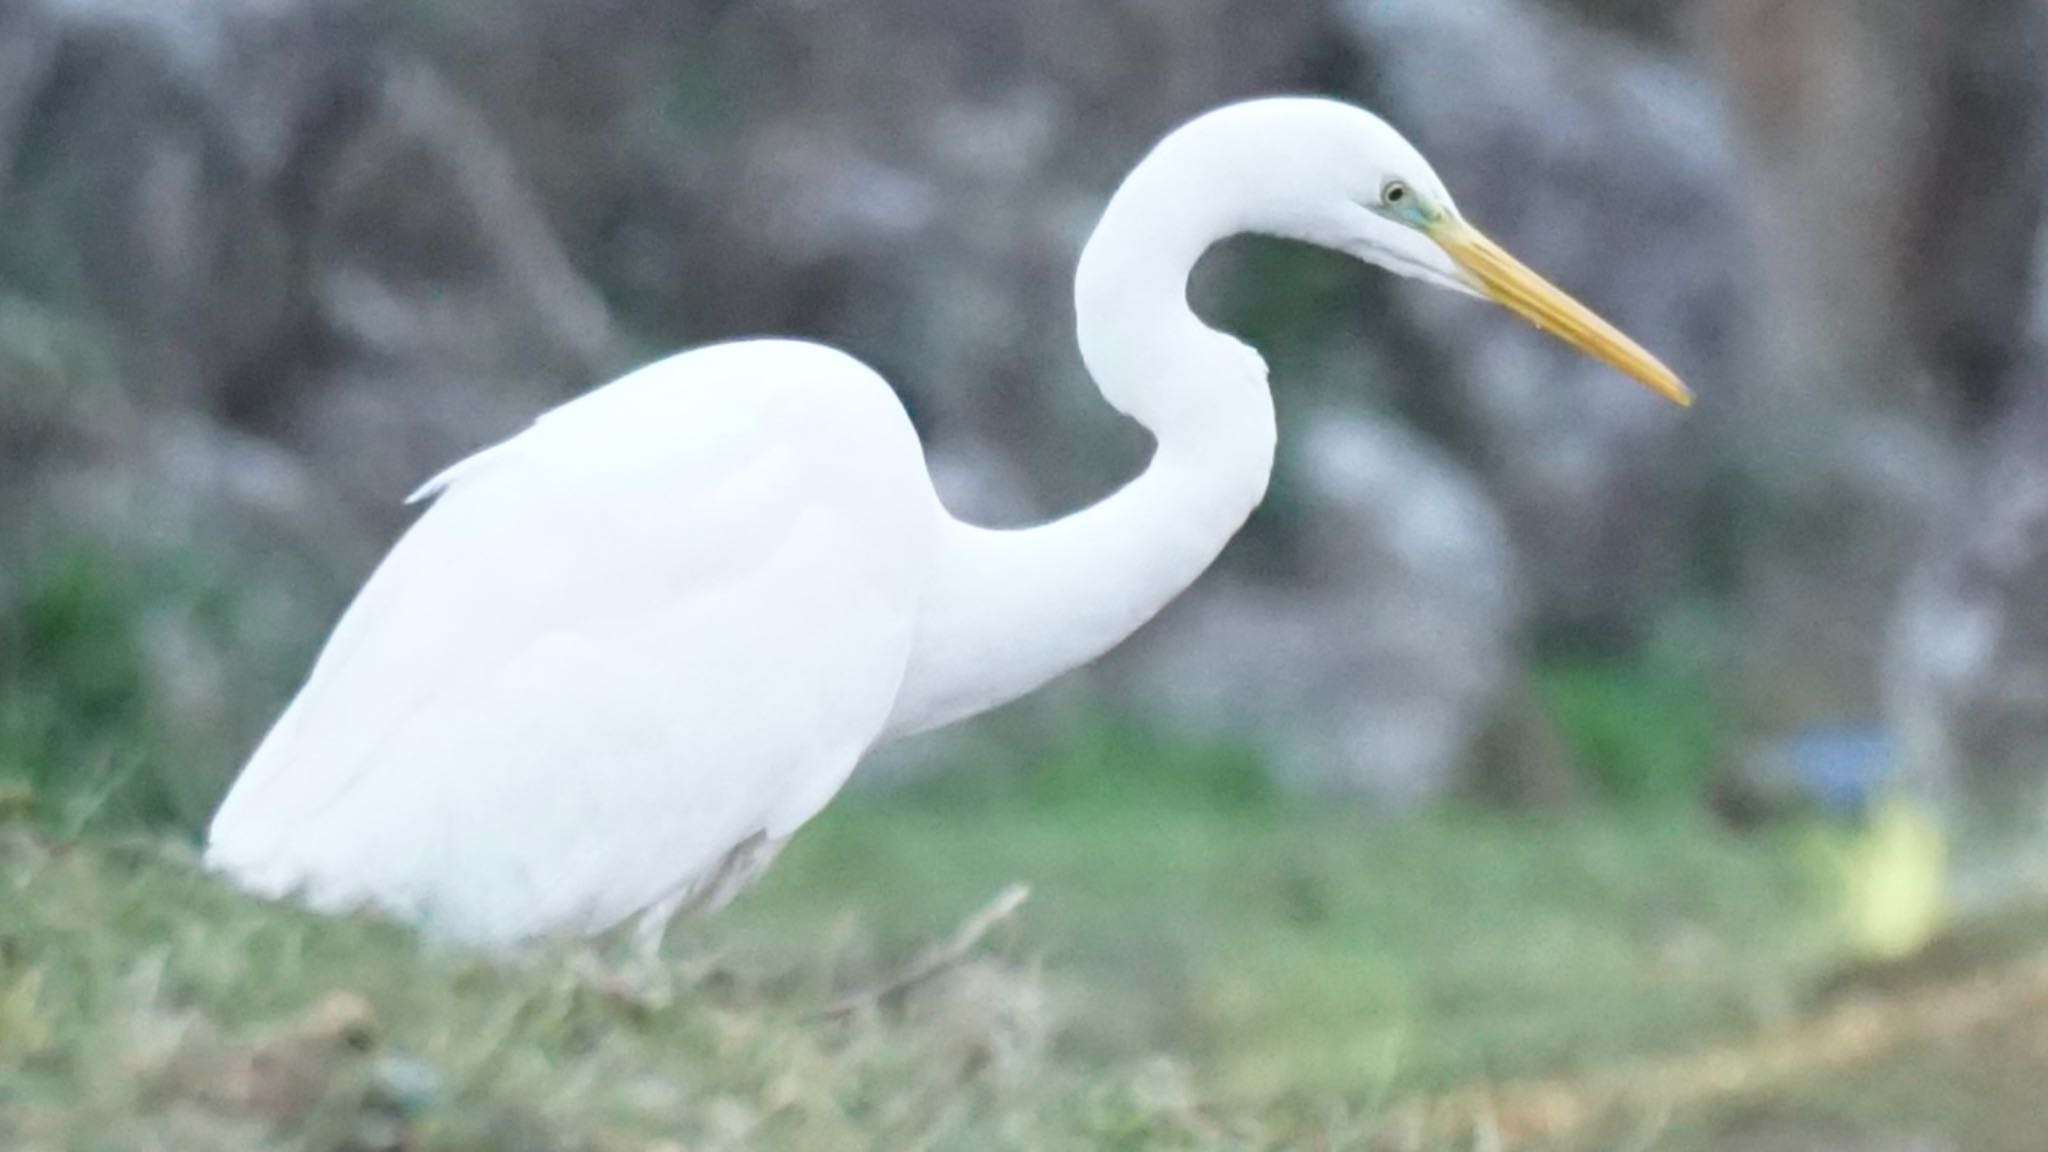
[1779, 725, 1894, 816]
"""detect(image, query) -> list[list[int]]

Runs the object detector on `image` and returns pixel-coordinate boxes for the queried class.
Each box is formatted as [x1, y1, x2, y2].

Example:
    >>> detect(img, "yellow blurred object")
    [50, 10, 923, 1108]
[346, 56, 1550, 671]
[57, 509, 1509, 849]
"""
[1842, 797, 1949, 960]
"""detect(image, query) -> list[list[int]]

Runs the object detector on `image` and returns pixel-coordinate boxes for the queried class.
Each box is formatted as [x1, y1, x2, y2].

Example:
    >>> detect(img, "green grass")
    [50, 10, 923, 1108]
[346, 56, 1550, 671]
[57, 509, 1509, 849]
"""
[731, 798, 1837, 1101]
[1, 829, 1238, 1151]
[1, 783, 1855, 1150]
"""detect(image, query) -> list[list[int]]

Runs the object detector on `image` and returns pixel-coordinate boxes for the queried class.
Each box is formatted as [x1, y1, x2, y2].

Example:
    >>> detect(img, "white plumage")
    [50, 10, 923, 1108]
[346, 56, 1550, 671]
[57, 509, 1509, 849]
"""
[211, 343, 936, 942]
[208, 98, 1687, 945]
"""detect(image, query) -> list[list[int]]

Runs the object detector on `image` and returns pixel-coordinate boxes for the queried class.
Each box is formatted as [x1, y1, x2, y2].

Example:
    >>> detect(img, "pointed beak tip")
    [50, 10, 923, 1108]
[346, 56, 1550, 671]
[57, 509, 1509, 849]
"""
[1433, 217, 1699, 413]
[1654, 374, 1696, 409]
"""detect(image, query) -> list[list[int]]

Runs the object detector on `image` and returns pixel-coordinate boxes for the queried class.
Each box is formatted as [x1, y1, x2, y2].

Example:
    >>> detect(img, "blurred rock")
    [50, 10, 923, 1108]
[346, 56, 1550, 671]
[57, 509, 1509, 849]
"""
[1877, 0, 2048, 906]
[265, 55, 619, 512]
[1725, 410, 1961, 740]
[1890, 381, 2048, 906]
[0, 0, 624, 787]
[0, 0, 617, 515]
[1694, 0, 1955, 746]
[1341, 0, 1743, 644]
[1697, 0, 2043, 755]
[1119, 414, 1523, 802]
[1703, 0, 2048, 904]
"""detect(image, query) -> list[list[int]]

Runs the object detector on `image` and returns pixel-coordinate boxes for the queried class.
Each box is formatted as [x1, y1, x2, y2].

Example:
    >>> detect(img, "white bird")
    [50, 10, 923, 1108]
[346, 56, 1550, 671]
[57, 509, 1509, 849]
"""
[206, 98, 1690, 946]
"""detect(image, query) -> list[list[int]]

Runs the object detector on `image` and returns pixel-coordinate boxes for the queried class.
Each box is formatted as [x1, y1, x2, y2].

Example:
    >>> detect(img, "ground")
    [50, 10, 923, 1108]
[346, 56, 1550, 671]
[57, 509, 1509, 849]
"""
[5, 771, 2045, 1151]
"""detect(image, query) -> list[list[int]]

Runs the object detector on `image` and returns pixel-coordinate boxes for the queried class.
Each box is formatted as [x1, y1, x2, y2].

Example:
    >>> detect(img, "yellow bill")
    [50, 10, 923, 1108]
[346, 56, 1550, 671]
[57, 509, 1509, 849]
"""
[1429, 217, 1694, 407]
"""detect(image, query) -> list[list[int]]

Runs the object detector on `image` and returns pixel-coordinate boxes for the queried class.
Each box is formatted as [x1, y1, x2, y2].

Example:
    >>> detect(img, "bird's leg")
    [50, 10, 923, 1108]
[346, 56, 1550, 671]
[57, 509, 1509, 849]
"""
[624, 831, 784, 974]
[631, 892, 688, 972]
[689, 830, 785, 914]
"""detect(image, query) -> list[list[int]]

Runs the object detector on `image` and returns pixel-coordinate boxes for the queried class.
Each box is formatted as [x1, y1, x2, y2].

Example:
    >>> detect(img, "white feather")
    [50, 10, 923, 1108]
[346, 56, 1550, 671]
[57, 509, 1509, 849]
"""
[208, 340, 937, 944]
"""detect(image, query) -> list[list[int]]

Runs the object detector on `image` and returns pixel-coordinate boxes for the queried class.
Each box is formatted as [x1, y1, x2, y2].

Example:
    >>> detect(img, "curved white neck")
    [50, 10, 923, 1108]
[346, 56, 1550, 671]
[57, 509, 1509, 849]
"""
[882, 129, 1279, 740]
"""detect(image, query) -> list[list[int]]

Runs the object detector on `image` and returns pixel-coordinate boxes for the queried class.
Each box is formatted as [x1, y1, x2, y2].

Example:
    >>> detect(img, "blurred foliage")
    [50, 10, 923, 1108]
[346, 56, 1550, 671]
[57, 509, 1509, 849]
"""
[891, 713, 1282, 815]
[1534, 615, 1723, 805]
[0, 549, 158, 832]
[0, 548, 247, 836]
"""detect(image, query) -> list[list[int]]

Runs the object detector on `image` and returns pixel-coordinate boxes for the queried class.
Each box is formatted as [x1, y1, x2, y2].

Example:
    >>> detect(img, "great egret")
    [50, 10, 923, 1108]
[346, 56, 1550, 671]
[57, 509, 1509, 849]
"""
[207, 98, 1690, 945]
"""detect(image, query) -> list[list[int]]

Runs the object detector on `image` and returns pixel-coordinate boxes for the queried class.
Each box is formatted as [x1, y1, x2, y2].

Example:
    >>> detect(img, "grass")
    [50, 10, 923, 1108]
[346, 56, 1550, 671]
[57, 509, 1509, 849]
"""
[1, 829, 1226, 1151]
[9, 751, 2048, 1149]
[2, 771, 1874, 1151]
[730, 798, 1838, 1101]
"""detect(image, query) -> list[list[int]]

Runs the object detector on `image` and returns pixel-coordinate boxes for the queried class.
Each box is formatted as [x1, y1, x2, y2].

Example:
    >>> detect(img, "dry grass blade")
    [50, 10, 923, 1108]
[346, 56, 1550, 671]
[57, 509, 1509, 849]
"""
[817, 884, 1031, 1020]
[1399, 945, 2048, 1149]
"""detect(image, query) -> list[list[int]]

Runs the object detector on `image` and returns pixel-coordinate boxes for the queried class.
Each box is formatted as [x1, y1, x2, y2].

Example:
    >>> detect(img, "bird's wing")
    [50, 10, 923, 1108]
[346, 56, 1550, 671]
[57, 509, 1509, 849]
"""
[207, 341, 938, 944]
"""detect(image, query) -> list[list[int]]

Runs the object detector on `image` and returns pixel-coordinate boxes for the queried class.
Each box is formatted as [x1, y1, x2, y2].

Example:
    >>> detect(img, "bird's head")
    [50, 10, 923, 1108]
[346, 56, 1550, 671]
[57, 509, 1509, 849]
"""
[1181, 98, 1693, 407]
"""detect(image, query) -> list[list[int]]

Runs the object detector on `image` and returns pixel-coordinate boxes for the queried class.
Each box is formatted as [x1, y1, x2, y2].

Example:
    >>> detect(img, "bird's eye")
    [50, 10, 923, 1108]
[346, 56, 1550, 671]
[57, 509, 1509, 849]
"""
[1382, 180, 1411, 207]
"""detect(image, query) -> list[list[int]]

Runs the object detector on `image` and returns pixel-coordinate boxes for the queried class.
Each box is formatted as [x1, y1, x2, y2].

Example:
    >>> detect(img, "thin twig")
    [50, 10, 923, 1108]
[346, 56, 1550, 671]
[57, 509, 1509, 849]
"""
[818, 883, 1031, 1020]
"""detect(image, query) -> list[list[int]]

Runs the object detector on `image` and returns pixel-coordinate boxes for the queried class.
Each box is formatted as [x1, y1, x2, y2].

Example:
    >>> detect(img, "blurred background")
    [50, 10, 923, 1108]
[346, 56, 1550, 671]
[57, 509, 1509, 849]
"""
[4, 0, 2048, 1148]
